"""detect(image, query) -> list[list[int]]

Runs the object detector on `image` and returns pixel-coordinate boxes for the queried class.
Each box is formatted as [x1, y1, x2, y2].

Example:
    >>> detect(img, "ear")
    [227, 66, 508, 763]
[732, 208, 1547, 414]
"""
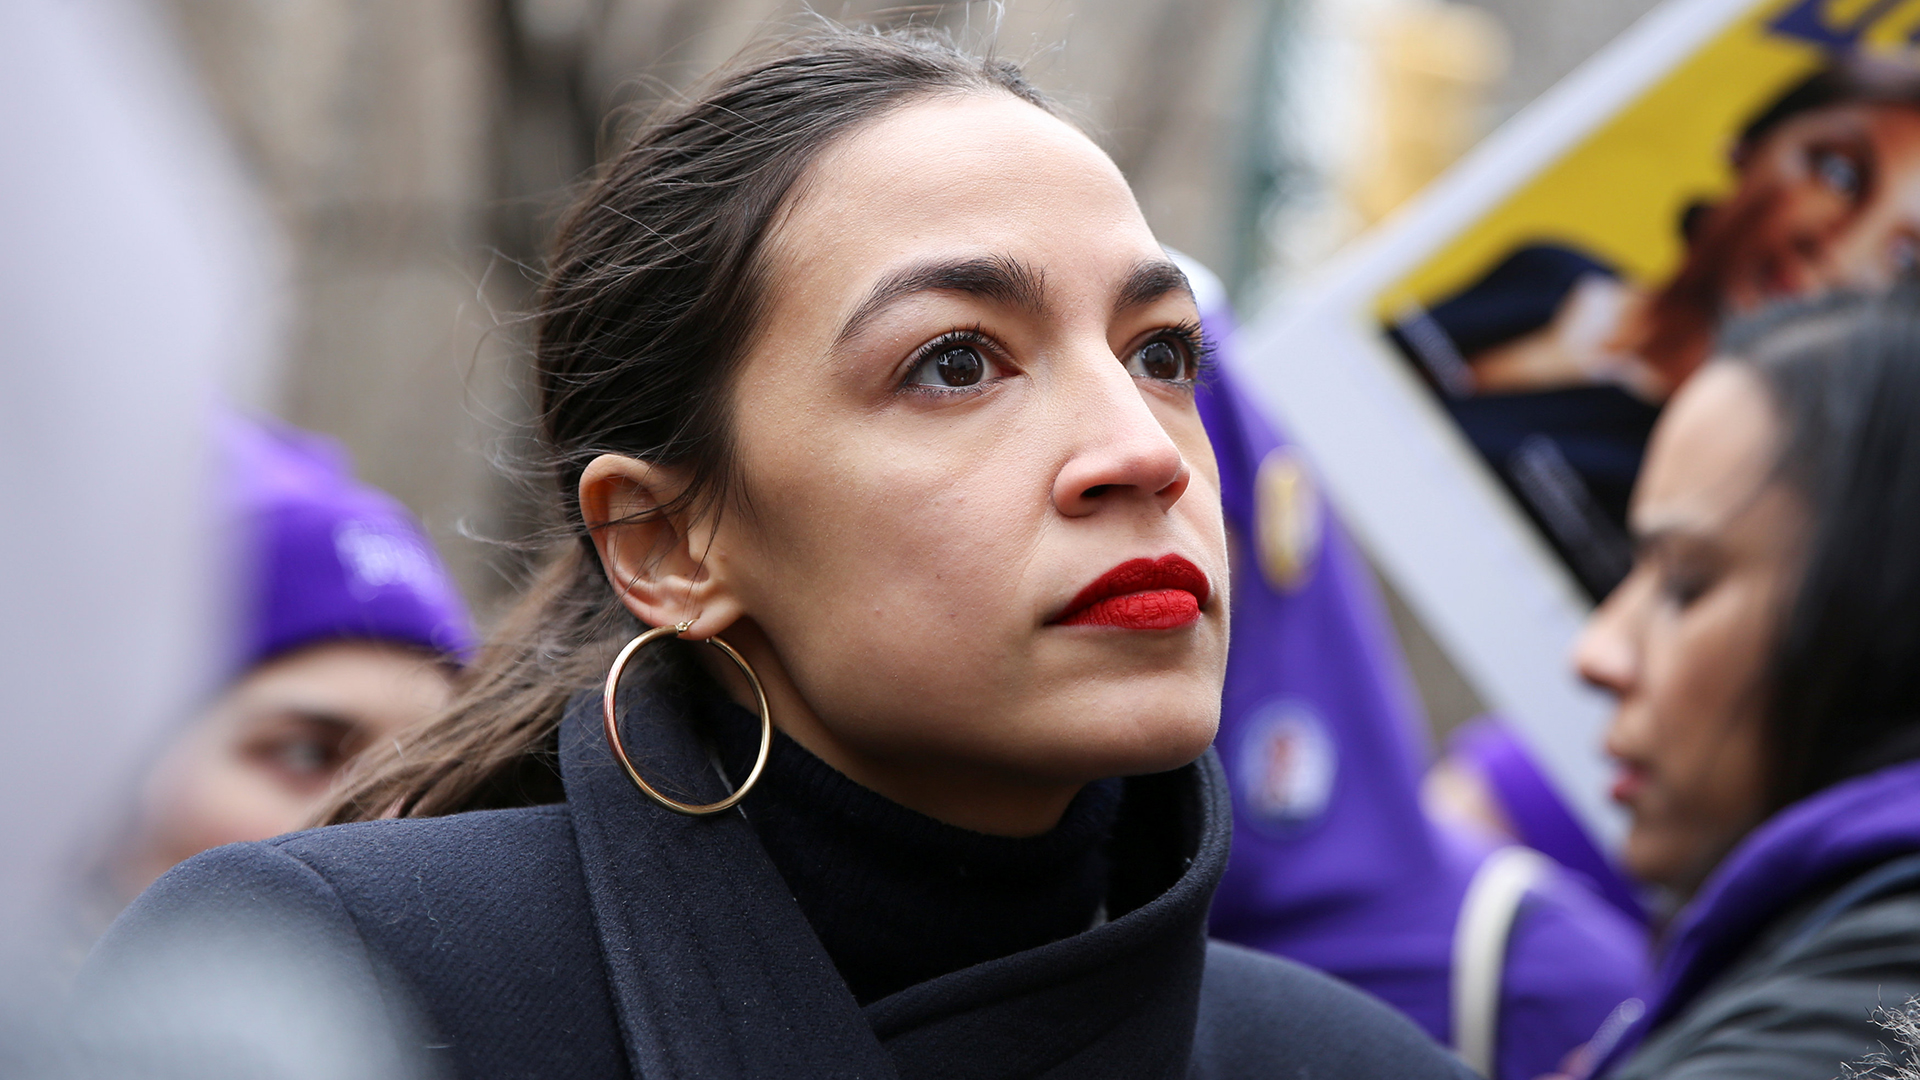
[578, 454, 745, 640]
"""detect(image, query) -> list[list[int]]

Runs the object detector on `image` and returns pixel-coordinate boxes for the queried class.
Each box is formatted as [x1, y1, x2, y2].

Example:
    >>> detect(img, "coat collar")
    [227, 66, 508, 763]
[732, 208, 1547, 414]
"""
[1589, 756, 1920, 1076]
[560, 687, 1232, 1080]
[560, 687, 897, 1079]
[1647, 756, 1920, 1027]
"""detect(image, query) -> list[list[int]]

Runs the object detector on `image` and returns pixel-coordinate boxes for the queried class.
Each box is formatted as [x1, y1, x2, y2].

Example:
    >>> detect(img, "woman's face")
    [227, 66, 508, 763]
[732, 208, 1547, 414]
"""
[123, 641, 454, 897]
[589, 93, 1228, 835]
[1690, 102, 1920, 313]
[1574, 364, 1803, 898]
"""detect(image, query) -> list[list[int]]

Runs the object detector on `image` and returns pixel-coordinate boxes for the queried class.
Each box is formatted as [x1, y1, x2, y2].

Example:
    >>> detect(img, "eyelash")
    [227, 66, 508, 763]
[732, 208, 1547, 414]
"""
[897, 321, 1216, 395]
[1160, 320, 1216, 385]
[1658, 562, 1713, 609]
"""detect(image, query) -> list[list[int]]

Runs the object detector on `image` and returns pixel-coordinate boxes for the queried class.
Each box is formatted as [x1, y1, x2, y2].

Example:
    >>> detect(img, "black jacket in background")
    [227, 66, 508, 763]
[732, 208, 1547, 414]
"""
[83, 689, 1473, 1080]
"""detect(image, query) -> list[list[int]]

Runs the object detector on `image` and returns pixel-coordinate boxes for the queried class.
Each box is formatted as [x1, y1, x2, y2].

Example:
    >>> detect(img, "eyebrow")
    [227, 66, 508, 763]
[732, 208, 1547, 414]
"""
[1630, 517, 1746, 574]
[1114, 258, 1194, 314]
[833, 254, 1199, 347]
[835, 254, 1046, 345]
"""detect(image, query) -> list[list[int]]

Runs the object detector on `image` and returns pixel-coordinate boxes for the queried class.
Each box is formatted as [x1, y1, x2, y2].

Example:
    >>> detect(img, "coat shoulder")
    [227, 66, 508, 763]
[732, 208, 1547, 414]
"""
[91, 804, 629, 1080]
[265, 803, 581, 906]
[1192, 940, 1473, 1079]
[1613, 887, 1920, 1080]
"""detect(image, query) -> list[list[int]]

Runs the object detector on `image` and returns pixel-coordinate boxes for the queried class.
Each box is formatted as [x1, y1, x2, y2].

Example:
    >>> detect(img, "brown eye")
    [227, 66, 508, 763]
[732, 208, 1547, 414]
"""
[936, 346, 984, 386]
[241, 716, 355, 787]
[906, 341, 996, 389]
[1125, 338, 1194, 382]
[274, 737, 337, 777]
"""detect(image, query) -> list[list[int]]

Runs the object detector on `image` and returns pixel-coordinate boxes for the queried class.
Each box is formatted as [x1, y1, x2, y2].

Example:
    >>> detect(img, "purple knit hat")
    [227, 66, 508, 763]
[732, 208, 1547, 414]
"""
[221, 413, 477, 673]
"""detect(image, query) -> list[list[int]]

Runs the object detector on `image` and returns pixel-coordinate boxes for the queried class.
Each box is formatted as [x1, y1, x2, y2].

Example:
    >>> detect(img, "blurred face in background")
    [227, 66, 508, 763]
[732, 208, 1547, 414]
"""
[1685, 102, 1920, 314]
[1575, 363, 1805, 899]
[120, 640, 455, 897]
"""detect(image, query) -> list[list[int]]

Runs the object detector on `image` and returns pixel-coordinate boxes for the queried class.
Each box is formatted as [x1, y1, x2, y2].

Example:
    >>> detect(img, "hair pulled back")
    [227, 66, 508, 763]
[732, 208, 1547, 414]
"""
[1718, 287, 1920, 811]
[324, 28, 1051, 823]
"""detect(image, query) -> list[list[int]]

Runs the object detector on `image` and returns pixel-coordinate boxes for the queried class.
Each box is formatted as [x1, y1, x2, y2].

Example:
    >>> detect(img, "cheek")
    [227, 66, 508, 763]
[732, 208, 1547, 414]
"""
[730, 425, 1052, 704]
[1645, 581, 1771, 731]
[1631, 590, 1772, 850]
[141, 741, 314, 860]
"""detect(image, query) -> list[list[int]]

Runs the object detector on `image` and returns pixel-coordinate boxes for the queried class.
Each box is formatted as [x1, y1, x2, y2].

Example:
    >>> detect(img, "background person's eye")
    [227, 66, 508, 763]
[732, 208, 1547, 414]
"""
[273, 737, 337, 777]
[242, 717, 355, 786]
[905, 341, 995, 389]
[1659, 565, 1713, 609]
[1811, 147, 1863, 202]
[1124, 336, 1197, 382]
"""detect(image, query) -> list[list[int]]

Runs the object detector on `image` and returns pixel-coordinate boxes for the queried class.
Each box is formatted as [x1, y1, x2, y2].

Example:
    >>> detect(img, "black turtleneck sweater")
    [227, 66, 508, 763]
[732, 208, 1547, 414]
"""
[702, 697, 1123, 1005]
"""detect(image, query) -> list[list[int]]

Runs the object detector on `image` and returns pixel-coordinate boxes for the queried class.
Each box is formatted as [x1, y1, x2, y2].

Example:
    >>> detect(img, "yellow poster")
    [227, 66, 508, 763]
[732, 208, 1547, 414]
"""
[1379, 0, 1920, 598]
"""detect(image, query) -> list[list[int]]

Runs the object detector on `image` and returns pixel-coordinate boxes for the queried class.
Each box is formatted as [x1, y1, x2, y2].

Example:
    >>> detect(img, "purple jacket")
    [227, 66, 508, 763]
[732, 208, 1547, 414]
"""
[1190, 268, 1647, 1080]
[1592, 757, 1920, 1076]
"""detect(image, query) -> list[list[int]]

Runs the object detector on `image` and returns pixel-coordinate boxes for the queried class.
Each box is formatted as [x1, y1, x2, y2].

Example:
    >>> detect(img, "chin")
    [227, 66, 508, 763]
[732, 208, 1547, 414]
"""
[1128, 716, 1220, 775]
[1052, 686, 1221, 780]
[1621, 827, 1682, 894]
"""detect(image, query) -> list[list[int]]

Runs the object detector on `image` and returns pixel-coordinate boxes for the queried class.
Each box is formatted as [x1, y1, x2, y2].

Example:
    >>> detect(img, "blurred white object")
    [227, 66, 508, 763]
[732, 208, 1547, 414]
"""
[0, 0, 281, 970]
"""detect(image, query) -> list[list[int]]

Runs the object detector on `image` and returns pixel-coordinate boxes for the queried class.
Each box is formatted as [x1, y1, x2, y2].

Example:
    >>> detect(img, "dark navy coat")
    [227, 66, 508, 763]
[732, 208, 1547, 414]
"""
[85, 691, 1475, 1079]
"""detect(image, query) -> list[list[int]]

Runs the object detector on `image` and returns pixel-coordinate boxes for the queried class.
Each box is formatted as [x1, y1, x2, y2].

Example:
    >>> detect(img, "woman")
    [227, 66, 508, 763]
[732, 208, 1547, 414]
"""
[84, 30, 1470, 1079]
[1572, 290, 1920, 1078]
[107, 414, 473, 905]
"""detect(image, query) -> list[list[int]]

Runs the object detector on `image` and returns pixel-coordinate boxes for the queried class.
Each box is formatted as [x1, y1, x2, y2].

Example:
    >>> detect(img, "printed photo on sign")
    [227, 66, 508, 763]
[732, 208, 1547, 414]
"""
[1383, 0, 1920, 600]
[1234, 0, 1920, 840]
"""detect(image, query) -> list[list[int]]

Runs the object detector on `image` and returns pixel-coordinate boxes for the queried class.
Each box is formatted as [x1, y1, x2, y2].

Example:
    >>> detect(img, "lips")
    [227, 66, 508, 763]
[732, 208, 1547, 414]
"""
[1610, 764, 1647, 807]
[1052, 554, 1210, 630]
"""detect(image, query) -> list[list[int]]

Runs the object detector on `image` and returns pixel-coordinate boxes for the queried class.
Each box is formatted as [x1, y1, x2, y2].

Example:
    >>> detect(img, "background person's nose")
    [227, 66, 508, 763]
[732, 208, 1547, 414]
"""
[1572, 579, 1643, 699]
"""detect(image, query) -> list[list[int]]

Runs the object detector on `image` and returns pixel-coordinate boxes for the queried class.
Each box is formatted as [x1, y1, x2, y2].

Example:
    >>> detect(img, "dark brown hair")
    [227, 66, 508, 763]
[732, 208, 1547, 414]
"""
[322, 28, 1052, 823]
[1718, 286, 1920, 811]
[1738, 56, 1920, 152]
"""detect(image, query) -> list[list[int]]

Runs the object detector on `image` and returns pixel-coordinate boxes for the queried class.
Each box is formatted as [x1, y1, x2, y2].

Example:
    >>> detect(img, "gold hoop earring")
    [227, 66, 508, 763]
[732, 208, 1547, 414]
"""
[601, 620, 772, 816]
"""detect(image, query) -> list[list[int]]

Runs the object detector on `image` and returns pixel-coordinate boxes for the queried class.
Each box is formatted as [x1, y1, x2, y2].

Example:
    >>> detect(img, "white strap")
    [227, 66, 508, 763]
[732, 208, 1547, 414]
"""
[1451, 846, 1551, 1078]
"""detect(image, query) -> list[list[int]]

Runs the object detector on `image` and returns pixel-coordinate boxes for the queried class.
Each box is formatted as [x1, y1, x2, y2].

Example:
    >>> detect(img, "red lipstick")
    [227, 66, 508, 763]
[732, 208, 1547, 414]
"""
[1053, 555, 1210, 630]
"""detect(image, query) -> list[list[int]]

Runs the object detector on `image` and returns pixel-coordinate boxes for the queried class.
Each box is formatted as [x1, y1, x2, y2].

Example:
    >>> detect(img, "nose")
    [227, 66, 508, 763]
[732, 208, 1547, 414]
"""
[1051, 359, 1191, 518]
[1572, 577, 1641, 700]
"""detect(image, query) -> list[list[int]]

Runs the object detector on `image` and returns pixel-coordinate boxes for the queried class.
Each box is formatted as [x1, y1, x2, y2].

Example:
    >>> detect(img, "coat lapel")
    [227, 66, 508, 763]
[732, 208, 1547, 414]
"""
[560, 689, 899, 1080]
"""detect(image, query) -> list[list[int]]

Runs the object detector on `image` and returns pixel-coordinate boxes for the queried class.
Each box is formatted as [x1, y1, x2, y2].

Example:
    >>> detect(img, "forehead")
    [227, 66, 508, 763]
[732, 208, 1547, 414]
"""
[1633, 363, 1780, 529]
[762, 93, 1159, 306]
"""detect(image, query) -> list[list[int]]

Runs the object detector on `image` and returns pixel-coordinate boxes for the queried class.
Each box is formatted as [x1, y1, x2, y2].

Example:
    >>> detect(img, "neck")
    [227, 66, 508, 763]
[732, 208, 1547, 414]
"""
[697, 619, 1082, 837]
[699, 695, 1125, 1005]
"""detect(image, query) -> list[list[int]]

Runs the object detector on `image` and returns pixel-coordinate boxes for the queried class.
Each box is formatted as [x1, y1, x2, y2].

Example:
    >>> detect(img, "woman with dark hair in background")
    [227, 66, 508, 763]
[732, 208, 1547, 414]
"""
[82, 29, 1473, 1079]
[1570, 291, 1920, 1078]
